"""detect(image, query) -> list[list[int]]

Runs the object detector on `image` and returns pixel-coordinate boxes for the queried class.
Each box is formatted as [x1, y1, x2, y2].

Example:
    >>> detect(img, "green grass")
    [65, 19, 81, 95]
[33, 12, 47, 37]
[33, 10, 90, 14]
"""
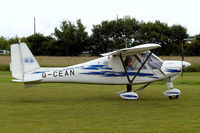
[0, 64, 10, 71]
[185, 65, 200, 72]
[0, 71, 200, 132]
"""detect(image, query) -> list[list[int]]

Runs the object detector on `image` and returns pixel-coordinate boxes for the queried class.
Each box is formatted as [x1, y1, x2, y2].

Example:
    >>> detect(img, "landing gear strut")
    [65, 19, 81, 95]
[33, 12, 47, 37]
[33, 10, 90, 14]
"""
[127, 84, 132, 92]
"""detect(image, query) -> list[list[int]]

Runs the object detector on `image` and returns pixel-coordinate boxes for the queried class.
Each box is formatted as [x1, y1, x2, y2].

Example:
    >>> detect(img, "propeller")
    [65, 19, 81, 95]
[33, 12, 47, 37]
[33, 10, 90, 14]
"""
[180, 40, 191, 77]
[181, 41, 184, 78]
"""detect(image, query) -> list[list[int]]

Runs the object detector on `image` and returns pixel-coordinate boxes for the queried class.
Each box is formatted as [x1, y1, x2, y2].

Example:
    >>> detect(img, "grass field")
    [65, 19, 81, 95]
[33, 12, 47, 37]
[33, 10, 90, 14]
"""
[0, 71, 200, 133]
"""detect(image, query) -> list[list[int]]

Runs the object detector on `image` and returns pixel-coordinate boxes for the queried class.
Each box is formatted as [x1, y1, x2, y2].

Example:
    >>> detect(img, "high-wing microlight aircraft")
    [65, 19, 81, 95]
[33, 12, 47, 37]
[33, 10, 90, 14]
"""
[10, 43, 191, 100]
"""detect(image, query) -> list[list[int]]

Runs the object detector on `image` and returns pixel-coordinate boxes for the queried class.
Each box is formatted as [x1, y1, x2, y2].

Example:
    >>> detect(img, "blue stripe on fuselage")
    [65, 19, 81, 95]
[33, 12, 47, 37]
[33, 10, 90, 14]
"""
[83, 65, 112, 70]
[165, 69, 181, 72]
[80, 71, 154, 77]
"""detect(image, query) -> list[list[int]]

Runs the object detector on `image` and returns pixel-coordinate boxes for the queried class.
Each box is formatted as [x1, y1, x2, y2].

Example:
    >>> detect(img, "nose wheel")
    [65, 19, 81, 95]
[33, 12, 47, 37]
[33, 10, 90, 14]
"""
[169, 95, 179, 99]
[163, 88, 181, 99]
[163, 82, 181, 99]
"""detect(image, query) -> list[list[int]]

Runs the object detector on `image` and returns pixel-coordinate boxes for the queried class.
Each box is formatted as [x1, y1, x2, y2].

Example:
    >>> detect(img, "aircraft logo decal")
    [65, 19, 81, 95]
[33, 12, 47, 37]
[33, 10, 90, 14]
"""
[24, 57, 34, 63]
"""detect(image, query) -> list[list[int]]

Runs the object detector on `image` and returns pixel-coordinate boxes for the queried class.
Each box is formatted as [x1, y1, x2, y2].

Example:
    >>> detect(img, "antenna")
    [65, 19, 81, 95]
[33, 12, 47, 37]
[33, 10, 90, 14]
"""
[34, 17, 36, 34]
[125, 38, 127, 48]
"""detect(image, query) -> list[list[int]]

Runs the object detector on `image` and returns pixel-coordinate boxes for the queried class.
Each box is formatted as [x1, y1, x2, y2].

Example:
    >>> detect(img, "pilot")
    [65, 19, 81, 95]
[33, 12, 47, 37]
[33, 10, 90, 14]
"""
[124, 56, 133, 70]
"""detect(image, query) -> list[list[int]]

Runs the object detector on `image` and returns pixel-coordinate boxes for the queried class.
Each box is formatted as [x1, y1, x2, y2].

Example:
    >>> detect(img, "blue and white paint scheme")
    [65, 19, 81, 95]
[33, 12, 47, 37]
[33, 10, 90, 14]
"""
[10, 43, 191, 100]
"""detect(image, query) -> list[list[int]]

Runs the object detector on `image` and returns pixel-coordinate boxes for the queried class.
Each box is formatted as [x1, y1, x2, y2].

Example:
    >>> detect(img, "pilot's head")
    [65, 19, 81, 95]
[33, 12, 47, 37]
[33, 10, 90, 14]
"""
[125, 56, 132, 66]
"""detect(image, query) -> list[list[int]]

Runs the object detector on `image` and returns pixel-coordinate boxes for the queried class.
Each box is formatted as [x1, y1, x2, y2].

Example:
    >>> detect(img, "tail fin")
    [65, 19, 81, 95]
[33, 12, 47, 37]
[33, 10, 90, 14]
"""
[10, 43, 40, 81]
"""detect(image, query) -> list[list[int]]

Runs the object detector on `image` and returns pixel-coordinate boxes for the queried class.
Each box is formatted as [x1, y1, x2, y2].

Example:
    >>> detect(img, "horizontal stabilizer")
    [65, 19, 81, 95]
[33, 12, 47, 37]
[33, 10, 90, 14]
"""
[12, 73, 42, 83]
[101, 43, 161, 57]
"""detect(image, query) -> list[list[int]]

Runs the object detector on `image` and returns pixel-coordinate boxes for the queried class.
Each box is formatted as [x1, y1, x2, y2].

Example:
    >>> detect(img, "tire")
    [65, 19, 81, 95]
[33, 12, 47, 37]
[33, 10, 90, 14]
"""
[175, 95, 179, 99]
[169, 95, 179, 99]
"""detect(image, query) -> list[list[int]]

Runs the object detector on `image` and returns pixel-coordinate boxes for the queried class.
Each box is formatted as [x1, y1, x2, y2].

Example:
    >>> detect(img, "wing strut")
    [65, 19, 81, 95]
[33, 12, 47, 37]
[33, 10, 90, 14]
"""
[119, 52, 152, 84]
[130, 52, 152, 83]
[119, 53, 131, 83]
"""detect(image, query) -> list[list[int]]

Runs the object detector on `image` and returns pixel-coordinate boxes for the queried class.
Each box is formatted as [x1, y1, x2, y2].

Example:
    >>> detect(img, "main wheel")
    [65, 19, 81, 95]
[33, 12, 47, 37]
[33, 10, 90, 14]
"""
[175, 95, 179, 99]
[168, 95, 179, 99]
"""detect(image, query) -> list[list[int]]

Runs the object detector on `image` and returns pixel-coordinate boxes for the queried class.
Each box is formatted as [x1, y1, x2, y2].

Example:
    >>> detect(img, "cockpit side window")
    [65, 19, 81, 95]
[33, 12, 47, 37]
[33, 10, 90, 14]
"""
[124, 54, 147, 71]
[141, 52, 163, 69]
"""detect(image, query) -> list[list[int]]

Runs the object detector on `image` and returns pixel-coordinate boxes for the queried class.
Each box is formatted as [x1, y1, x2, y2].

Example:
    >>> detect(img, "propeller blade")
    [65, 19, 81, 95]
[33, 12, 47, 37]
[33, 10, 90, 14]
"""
[181, 42, 184, 61]
[181, 41, 184, 79]
[181, 66, 183, 79]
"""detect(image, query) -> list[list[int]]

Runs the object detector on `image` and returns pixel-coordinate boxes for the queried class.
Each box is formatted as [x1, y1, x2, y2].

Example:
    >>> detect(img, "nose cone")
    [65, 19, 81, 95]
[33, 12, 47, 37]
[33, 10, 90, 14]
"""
[182, 61, 191, 68]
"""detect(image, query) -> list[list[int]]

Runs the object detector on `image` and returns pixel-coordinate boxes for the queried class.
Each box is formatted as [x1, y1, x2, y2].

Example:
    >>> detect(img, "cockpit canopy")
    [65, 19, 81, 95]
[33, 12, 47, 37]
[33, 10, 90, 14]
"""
[124, 51, 163, 71]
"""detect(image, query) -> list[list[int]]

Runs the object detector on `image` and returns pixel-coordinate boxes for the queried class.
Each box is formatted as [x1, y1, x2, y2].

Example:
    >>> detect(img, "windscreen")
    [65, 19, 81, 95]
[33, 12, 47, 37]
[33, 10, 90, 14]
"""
[141, 52, 163, 69]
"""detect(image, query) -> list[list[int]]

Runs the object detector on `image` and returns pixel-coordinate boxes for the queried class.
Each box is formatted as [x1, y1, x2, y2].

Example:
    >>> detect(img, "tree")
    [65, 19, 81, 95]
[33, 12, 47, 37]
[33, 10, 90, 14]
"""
[0, 18, 191, 56]
[136, 21, 171, 55]
[8, 36, 20, 45]
[185, 40, 200, 56]
[169, 25, 188, 55]
[25, 33, 55, 55]
[54, 19, 88, 56]
[91, 18, 140, 55]
[195, 34, 200, 41]
[0, 36, 9, 50]
[91, 18, 188, 56]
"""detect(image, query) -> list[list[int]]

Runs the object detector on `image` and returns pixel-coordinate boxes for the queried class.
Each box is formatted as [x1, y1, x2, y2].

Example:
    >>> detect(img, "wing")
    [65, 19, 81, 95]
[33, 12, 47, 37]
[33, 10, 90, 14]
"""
[100, 43, 161, 56]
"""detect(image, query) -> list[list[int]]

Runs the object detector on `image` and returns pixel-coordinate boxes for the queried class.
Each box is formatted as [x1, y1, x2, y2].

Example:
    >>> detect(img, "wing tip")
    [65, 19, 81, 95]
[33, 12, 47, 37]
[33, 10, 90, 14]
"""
[142, 43, 161, 47]
[152, 43, 161, 47]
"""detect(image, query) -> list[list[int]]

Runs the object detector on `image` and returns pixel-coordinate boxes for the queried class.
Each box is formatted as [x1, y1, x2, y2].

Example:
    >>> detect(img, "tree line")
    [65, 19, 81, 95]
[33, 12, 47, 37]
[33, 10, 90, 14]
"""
[0, 18, 200, 56]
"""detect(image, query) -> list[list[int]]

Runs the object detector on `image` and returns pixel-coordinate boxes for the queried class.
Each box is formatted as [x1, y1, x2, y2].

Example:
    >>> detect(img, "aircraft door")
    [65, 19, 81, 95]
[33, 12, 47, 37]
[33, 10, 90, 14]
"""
[140, 52, 164, 77]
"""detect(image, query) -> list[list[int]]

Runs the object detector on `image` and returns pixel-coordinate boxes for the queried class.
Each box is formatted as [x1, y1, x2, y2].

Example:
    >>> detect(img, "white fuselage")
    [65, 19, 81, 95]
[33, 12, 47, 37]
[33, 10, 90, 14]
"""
[10, 43, 191, 87]
[26, 55, 190, 85]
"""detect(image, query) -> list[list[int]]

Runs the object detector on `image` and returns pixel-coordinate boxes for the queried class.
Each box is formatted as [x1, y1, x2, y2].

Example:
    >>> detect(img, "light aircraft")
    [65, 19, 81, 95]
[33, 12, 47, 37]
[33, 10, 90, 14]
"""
[10, 43, 191, 100]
